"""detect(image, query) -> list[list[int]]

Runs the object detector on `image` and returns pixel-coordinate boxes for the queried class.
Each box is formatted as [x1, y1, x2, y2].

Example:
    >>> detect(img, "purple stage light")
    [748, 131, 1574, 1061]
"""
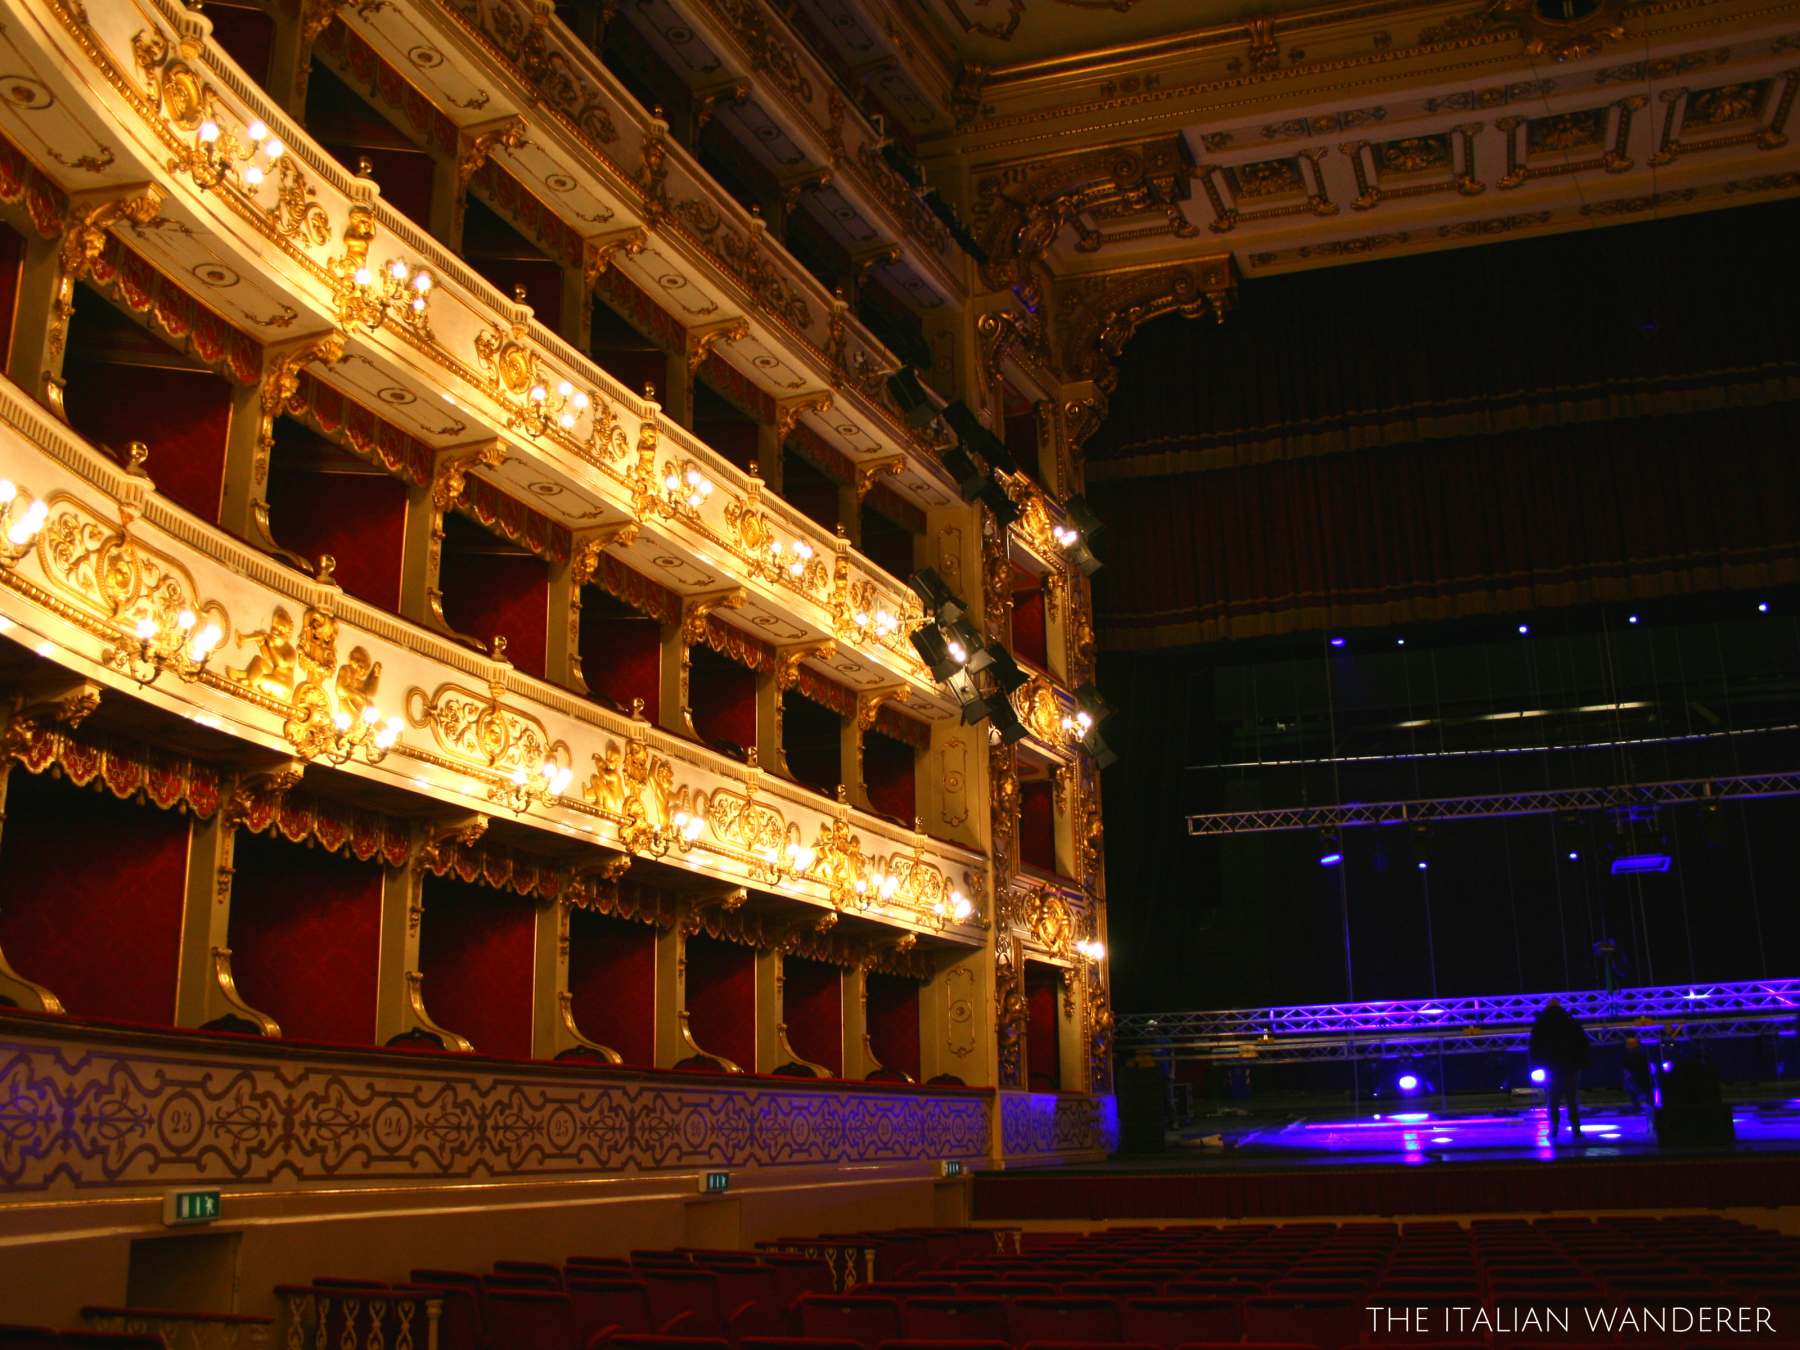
[1398, 1074, 1419, 1091]
[1319, 852, 1343, 866]
[1530, 1068, 1546, 1084]
[1330, 637, 1346, 647]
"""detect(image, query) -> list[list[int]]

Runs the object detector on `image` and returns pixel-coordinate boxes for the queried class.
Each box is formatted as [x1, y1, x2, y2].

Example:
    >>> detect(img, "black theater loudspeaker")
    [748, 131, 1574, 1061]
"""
[1652, 1061, 1735, 1146]
[1115, 1061, 1167, 1154]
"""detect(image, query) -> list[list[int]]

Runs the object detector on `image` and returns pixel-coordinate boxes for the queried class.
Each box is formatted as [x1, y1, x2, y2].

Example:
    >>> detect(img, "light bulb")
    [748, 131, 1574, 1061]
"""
[797, 848, 816, 869]
[361, 704, 380, 724]
[198, 121, 219, 142]
[558, 381, 573, 397]
[854, 879, 867, 894]
[573, 392, 589, 409]
[764, 847, 779, 863]
[25, 501, 46, 523]
[530, 385, 546, 402]
[541, 760, 558, 780]
[788, 561, 803, 577]
[947, 640, 967, 664]
[786, 841, 799, 856]
[413, 272, 431, 291]
[244, 166, 263, 186]
[135, 618, 157, 640]
[673, 812, 689, 828]
[177, 610, 196, 630]
[510, 768, 527, 786]
[7, 524, 31, 546]
[333, 712, 352, 731]
[247, 120, 268, 141]
[770, 541, 783, 555]
[354, 267, 372, 286]
[264, 138, 284, 158]
[560, 413, 575, 428]
[194, 625, 221, 654]
[795, 543, 812, 559]
[386, 717, 403, 733]
[553, 769, 573, 795]
[664, 474, 680, 491]
[700, 481, 712, 496]
[412, 298, 426, 311]
[375, 728, 397, 748]
[683, 817, 702, 840]
[390, 260, 408, 279]
[855, 612, 869, 626]
[0, 481, 13, 502]
[686, 469, 701, 486]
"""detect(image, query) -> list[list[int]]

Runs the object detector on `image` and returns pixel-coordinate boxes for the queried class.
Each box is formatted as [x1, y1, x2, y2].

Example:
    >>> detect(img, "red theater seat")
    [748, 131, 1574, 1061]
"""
[484, 1290, 578, 1350]
[566, 1279, 656, 1343]
[1121, 1296, 1241, 1348]
[900, 1296, 1011, 1344]
[1062, 1281, 1160, 1299]
[1009, 1296, 1124, 1346]
[60, 1337, 166, 1350]
[739, 1340, 864, 1350]
[1245, 1295, 1364, 1350]
[796, 1297, 904, 1349]
[875, 1342, 1011, 1350]
[856, 1284, 957, 1299]
[601, 1338, 731, 1350]
[637, 1271, 736, 1341]
[0, 1328, 60, 1350]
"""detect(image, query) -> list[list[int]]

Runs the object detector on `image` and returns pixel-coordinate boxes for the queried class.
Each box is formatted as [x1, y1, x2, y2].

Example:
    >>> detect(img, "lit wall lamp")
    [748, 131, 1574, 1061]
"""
[0, 480, 47, 566]
[931, 889, 975, 925]
[320, 704, 405, 767]
[1071, 681, 1121, 767]
[1053, 495, 1106, 577]
[108, 608, 224, 687]
[491, 755, 575, 814]
[519, 378, 592, 437]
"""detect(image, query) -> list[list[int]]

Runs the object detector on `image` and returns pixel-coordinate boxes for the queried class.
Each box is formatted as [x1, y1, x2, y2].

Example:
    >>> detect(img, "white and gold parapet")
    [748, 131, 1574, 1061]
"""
[0, 375, 987, 940]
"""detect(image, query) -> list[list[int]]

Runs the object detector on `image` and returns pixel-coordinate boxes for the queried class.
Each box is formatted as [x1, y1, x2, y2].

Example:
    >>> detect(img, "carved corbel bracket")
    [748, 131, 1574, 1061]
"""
[775, 638, 836, 693]
[780, 167, 832, 210]
[556, 990, 624, 1062]
[855, 683, 910, 732]
[569, 520, 641, 588]
[414, 811, 490, 870]
[219, 758, 307, 830]
[431, 438, 508, 513]
[775, 391, 832, 444]
[209, 946, 281, 1036]
[679, 586, 747, 645]
[257, 330, 347, 485]
[853, 455, 905, 502]
[582, 226, 648, 291]
[404, 969, 476, 1052]
[692, 78, 750, 133]
[454, 116, 529, 230]
[50, 184, 165, 373]
[1053, 258, 1237, 393]
[686, 317, 749, 375]
[0, 678, 103, 764]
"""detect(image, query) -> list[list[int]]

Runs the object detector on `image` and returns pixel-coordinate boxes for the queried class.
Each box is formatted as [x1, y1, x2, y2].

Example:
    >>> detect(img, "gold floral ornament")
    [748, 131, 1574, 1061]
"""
[596, 735, 704, 859]
[0, 479, 50, 566]
[330, 205, 437, 340]
[405, 679, 571, 812]
[229, 605, 402, 764]
[107, 605, 225, 688]
[173, 109, 290, 196]
[715, 761, 811, 882]
[660, 459, 715, 521]
[473, 306, 604, 451]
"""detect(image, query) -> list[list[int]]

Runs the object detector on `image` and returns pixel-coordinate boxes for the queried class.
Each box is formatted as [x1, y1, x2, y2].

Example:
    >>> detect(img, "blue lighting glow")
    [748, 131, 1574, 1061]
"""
[1418, 860, 1429, 870]
[1568, 850, 1580, 861]
[1518, 624, 1530, 634]
[1319, 852, 1343, 866]
[1530, 1068, 1547, 1084]
[1663, 1061, 1673, 1072]
[1397, 639, 1406, 646]
[1391, 1112, 1429, 1122]
[1611, 853, 1672, 875]
[1759, 603, 1770, 613]
[1629, 615, 1639, 624]
[1398, 1074, 1419, 1091]
[1331, 637, 1346, 647]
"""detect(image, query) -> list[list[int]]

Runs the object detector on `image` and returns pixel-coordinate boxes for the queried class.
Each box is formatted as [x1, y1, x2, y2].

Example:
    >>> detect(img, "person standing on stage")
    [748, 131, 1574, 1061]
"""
[1529, 998, 1592, 1139]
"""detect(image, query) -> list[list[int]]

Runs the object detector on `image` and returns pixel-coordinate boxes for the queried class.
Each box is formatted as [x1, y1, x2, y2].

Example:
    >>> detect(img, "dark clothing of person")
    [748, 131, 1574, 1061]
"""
[1530, 1004, 1592, 1138]
[1622, 1043, 1653, 1109]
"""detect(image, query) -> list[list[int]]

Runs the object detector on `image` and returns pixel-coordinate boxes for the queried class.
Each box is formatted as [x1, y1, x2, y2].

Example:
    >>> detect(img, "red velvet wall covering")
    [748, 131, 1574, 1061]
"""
[440, 552, 549, 678]
[1005, 411, 1040, 482]
[1020, 779, 1057, 875]
[579, 608, 662, 719]
[1025, 966, 1061, 1090]
[266, 470, 408, 612]
[228, 829, 382, 1045]
[469, 257, 564, 335]
[205, 4, 274, 85]
[865, 973, 920, 1082]
[684, 934, 755, 1070]
[593, 348, 666, 401]
[688, 644, 757, 754]
[65, 364, 233, 524]
[0, 771, 188, 1025]
[567, 907, 657, 1066]
[1092, 399, 1800, 649]
[862, 730, 915, 826]
[781, 956, 841, 1076]
[781, 691, 842, 799]
[1012, 582, 1048, 669]
[417, 875, 537, 1060]
[0, 218, 22, 372]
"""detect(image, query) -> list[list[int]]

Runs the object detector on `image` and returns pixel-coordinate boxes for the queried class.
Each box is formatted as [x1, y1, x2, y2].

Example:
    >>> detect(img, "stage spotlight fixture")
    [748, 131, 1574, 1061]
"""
[1053, 499, 1107, 577]
[975, 475, 1022, 526]
[884, 366, 938, 428]
[1699, 800, 1726, 848]
[1398, 638, 1406, 646]
[1319, 827, 1343, 867]
[1064, 494, 1107, 547]
[1518, 624, 1530, 635]
[986, 695, 1029, 744]
[1759, 602, 1770, 613]
[906, 568, 969, 626]
[1556, 810, 1584, 862]
[941, 400, 1015, 473]
[941, 446, 988, 501]
[878, 140, 925, 188]
[1629, 615, 1640, 624]
[1417, 860, 1428, 871]
[1072, 680, 1120, 767]
[979, 642, 1031, 694]
[908, 625, 961, 681]
[1408, 822, 1433, 866]
[1330, 637, 1346, 647]
[1530, 1068, 1546, 1084]
[1397, 1073, 1420, 1093]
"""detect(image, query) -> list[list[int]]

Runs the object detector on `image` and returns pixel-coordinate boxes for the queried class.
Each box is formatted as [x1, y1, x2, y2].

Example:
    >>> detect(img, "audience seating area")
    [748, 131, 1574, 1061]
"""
[4, 1216, 1797, 1350]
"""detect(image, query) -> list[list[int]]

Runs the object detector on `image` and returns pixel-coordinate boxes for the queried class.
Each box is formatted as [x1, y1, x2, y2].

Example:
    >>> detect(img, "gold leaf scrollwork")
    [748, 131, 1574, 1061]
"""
[405, 679, 566, 779]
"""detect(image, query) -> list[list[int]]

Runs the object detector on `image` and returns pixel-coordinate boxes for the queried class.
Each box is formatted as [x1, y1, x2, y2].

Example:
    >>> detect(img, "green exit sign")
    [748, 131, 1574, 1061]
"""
[940, 1160, 965, 1178]
[699, 1171, 730, 1194]
[163, 1189, 221, 1226]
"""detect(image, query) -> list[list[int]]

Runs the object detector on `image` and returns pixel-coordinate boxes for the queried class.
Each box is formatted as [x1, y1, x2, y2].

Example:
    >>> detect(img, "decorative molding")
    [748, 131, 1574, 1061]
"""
[1052, 258, 1237, 391]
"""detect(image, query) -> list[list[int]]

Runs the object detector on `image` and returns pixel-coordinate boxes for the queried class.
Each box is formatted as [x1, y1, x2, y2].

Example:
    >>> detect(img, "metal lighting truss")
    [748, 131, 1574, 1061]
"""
[1115, 979, 1800, 1065]
[1186, 773, 1800, 836]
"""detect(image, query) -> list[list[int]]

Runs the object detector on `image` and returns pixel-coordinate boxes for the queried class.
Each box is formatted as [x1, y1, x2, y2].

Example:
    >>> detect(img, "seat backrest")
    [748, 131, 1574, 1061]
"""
[482, 1290, 577, 1350]
[1061, 1282, 1159, 1299]
[312, 1279, 389, 1290]
[1120, 1296, 1239, 1350]
[1008, 1296, 1124, 1346]
[563, 1278, 654, 1344]
[699, 1264, 784, 1340]
[796, 1295, 904, 1350]
[600, 1337, 730, 1350]
[638, 1268, 727, 1339]
[566, 1258, 632, 1273]
[483, 1274, 561, 1292]
[0, 1327, 60, 1350]
[60, 1337, 166, 1350]
[494, 1261, 563, 1288]
[411, 1271, 483, 1294]
[1244, 1293, 1364, 1350]
[390, 1285, 483, 1350]
[899, 1296, 1010, 1344]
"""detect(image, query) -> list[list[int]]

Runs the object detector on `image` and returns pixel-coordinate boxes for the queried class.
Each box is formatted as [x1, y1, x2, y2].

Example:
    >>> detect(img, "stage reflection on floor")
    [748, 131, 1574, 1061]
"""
[1199, 1096, 1800, 1165]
